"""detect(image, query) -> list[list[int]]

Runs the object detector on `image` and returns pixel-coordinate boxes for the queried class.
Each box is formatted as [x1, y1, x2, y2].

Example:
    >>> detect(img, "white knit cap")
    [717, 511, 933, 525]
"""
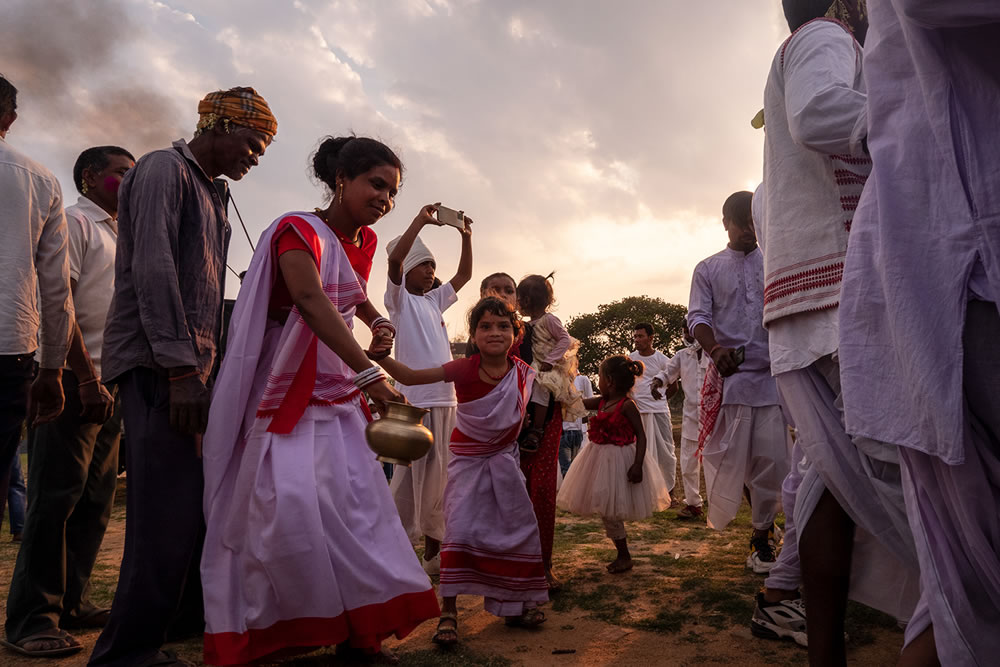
[386, 234, 435, 276]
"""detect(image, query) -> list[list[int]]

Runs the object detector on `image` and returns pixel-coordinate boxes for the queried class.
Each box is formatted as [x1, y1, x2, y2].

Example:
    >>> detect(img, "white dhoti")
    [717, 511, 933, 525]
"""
[775, 357, 920, 620]
[679, 436, 703, 507]
[702, 404, 790, 530]
[639, 412, 676, 494]
[390, 406, 456, 542]
[896, 301, 1000, 663]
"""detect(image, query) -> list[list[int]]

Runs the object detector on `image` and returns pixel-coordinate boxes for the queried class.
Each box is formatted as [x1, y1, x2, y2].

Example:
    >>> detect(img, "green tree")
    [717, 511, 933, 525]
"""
[567, 296, 688, 380]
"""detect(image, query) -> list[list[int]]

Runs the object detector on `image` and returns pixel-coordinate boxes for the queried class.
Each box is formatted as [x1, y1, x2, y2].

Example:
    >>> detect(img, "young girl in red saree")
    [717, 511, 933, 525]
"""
[378, 297, 549, 646]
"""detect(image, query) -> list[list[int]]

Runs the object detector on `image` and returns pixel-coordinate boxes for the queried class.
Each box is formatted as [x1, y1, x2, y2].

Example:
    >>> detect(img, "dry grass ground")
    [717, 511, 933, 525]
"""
[1, 424, 904, 666]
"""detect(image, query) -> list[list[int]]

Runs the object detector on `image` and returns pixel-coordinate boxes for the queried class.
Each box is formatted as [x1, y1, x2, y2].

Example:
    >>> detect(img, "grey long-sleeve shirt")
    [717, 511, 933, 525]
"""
[102, 140, 231, 384]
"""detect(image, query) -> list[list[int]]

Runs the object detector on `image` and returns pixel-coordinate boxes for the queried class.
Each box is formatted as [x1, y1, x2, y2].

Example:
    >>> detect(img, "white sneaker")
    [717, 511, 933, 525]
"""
[750, 592, 808, 647]
[422, 553, 440, 576]
[746, 534, 777, 574]
[747, 551, 777, 574]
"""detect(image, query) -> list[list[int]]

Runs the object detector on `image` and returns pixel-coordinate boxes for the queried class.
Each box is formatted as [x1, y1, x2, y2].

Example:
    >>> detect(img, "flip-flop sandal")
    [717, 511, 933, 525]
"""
[1, 629, 83, 657]
[432, 613, 459, 646]
[505, 608, 547, 628]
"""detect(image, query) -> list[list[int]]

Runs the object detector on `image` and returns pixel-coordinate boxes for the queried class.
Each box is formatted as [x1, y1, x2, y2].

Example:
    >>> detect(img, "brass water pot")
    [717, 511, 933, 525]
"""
[365, 401, 433, 466]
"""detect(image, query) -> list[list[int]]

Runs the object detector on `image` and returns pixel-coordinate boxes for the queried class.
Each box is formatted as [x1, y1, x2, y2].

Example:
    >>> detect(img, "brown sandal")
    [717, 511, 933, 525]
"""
[432, 613, 459, 646]
[505, 608, 547, 628]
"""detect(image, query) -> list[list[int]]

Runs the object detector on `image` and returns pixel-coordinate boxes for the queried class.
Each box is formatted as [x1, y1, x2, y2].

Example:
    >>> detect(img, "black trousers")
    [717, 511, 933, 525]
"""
[5, 371, 121, 640]
[0, 354, 35, 530]
[88, 369, 204, 667]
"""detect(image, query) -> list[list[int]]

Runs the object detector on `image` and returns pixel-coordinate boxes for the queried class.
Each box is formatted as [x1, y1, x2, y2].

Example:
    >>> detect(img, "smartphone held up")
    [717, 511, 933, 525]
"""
[436, 205, 466, 229]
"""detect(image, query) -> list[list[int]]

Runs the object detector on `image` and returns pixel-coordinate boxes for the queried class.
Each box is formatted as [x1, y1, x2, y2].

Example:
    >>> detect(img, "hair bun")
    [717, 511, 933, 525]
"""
[312, 136, 353, 185]
[630, 360, 644, 376]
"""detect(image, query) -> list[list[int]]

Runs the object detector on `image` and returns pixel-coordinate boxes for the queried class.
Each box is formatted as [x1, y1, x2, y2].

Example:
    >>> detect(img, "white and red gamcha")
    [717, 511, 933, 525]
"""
[200, 212, 438, 666]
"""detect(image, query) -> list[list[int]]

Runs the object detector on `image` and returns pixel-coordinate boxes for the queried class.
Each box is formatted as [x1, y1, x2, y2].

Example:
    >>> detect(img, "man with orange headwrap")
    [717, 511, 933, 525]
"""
[90, 87, 276, 667]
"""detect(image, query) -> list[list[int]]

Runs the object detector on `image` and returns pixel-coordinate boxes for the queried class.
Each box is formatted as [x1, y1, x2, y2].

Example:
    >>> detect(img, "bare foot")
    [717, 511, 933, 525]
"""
[606, 558, 634, 574]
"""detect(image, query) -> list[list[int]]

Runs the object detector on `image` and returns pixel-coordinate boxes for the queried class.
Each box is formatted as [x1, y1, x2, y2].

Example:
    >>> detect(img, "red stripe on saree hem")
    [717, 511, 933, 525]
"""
[203, 588, 439, 666]
[441, 549, 546, 580]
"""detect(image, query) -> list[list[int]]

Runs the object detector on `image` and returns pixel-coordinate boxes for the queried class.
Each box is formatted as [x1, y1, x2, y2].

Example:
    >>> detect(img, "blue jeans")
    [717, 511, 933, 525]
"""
[7, 452, 26, 535]
[559, 429, 584, 476]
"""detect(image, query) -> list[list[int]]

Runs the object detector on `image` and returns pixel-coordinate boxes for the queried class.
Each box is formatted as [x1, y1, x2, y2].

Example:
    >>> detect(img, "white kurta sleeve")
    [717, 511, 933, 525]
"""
[686, 262, 714, 335]
[784, 22, 867, 156]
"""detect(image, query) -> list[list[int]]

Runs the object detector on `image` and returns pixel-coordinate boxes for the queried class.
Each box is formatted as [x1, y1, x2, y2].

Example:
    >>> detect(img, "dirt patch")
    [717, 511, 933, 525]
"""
[1, 446, 904, 666]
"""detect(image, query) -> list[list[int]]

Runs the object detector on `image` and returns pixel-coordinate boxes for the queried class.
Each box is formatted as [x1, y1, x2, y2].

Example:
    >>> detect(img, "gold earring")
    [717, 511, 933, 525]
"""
[81, 182, 89, 194]
[337, 183, 344, 205]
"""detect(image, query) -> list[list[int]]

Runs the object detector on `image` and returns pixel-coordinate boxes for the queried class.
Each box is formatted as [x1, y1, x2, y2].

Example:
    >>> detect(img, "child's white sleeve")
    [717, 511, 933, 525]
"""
[383, 276, 405, 319]
[531, 382, 552, 406]
[434, 282, 459, 312]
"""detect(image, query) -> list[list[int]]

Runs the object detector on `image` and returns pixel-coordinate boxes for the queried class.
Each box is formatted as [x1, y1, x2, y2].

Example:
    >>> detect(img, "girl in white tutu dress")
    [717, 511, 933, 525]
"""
[557, 356, 671, 573]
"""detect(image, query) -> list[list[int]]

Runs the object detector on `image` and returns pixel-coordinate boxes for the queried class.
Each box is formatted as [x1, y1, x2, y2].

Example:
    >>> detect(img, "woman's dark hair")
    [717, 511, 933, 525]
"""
[479, 272, 516, 295]
[73, 146, 135, 193]
[782, 0, 832, 31]
[516, 274, 555, 314]
[311, 135, 403, 197]
[468, 296, 522, 339]
[600, 355, 644, 392]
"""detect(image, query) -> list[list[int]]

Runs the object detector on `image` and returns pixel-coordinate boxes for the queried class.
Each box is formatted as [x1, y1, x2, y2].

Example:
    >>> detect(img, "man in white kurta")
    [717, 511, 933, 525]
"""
[753, 6, 918, 657]
[629, 323, 676, 494]
[838, 3, 1000, 663]
[687, 191, 790, 574]
[654, 324, 709, 517]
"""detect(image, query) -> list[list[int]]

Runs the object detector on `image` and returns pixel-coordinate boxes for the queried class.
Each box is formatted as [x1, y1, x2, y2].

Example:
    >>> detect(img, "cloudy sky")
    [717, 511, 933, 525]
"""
[2, 0, 788, 342]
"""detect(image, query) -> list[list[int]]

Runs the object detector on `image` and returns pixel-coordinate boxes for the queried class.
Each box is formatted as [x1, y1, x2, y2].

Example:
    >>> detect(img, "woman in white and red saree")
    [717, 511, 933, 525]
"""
[200, 137, 439, 666]
[377, 297, 549, 647]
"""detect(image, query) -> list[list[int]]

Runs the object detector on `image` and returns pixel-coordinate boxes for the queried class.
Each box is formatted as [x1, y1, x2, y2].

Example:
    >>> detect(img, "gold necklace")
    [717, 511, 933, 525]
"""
[314, 207, 362, 247]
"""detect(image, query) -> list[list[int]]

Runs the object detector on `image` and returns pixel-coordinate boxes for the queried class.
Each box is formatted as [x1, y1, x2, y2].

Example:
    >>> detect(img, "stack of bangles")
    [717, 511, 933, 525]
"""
[352, 366, 387, 390]
[708, 344, 722, 358]
[371, 316, 396, 339]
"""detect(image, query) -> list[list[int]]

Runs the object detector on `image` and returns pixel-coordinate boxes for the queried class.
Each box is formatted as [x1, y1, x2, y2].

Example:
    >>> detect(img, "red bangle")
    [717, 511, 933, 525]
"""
[708, 344, 722, 357]
[168, 370, 200, 382]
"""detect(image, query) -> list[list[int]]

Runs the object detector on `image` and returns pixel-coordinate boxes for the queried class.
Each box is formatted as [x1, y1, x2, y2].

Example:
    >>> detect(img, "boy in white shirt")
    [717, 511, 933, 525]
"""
[629, 323, 676, 495]
[654, 322, 709, 519]
[384, 206, 472, 575]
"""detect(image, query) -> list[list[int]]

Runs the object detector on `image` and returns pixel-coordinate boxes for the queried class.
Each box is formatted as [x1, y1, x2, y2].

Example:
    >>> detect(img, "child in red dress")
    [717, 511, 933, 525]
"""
[557, 356, 670, 573]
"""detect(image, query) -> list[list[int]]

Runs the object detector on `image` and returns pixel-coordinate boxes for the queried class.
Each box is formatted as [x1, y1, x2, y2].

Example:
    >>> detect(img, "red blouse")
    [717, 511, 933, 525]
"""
[442, 354, 511, 403]
[587, 398, 636, 447]
[269, 215, 377, 316]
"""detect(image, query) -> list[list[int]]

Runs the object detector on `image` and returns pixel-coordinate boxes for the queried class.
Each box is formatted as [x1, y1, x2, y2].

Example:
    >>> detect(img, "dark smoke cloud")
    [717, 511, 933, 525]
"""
[0, 0, 185, 162]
